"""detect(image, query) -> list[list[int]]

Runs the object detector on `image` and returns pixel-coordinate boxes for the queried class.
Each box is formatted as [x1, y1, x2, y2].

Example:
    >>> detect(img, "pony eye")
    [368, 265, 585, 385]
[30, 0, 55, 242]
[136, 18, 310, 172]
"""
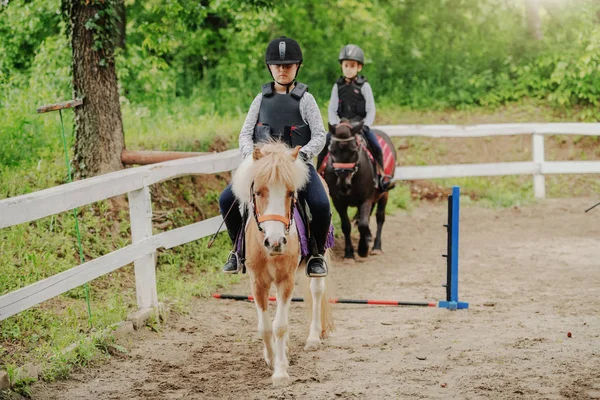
[287, 191, 294, 198]
[255, 191, 262, 197]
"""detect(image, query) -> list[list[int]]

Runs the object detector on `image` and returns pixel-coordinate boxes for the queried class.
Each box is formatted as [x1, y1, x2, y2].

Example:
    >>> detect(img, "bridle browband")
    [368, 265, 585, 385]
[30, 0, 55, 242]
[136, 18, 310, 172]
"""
[250, 181, 296, 234]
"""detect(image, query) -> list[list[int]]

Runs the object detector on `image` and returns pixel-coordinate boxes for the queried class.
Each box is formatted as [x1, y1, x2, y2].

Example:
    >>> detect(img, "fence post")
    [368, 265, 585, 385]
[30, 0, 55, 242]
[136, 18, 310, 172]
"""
[128, 186, 159, 310]
[532, 133, 546, 198]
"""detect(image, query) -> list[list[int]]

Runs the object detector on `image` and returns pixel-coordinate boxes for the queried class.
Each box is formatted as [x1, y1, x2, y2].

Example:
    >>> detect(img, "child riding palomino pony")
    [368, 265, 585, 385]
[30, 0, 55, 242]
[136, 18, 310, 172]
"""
[231, 143, 334, 387]
[319, 119, 397, 259]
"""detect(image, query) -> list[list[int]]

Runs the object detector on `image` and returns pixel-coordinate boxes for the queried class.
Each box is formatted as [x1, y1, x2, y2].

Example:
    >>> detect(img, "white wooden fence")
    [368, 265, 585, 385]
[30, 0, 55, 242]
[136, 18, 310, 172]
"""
[375, 123, 600, 198]
[1, 123, 599, 321]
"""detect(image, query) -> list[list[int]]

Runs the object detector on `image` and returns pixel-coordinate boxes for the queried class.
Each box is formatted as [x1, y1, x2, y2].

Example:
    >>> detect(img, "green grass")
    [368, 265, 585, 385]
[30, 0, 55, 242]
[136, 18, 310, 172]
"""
[1, 96, 599, 394]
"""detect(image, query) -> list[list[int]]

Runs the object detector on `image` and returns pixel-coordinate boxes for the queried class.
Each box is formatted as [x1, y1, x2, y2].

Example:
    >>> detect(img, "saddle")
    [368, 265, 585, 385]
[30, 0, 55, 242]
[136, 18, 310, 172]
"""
[234, 197, 334, 274]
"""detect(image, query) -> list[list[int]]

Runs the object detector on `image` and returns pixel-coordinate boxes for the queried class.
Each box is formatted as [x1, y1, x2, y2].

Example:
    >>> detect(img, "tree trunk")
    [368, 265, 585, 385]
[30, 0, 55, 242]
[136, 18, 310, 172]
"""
[115, 0, 126, 50]
[70, 1, 124, 178]
[526, 0, 543, 41]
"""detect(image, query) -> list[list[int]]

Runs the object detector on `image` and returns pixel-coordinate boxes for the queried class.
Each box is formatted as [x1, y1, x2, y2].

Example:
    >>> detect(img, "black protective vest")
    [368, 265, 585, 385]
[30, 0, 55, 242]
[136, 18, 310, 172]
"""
[253, 82, 311, 148]
[336, 76, 367, 120]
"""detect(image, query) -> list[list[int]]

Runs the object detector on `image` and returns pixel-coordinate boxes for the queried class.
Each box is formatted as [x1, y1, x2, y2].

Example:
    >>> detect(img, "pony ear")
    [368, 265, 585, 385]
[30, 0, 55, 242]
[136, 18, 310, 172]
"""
[289, 146, 301, 161]
[253, 147, 263, 161]
[351, 120, 364, 134]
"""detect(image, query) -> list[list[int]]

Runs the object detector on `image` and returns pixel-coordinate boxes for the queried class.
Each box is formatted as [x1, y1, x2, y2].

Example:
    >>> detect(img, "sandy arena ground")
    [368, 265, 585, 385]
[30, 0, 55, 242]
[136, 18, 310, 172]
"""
[32, 197, 600, 399]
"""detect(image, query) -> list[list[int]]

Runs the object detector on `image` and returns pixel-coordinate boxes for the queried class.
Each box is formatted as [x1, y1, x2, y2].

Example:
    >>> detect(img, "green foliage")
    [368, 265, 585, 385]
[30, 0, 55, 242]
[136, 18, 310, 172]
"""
[4, 0, 600, 114]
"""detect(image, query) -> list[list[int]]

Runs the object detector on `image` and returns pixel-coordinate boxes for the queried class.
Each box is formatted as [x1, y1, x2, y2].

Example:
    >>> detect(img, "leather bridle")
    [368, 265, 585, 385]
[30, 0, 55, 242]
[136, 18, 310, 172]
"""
[250, 181, 296, 234]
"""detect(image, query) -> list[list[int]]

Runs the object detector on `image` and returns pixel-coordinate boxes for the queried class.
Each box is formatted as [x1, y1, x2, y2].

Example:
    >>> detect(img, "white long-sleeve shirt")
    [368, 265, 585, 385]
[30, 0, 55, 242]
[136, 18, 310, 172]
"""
[238, 91, 327, 160]
[327, 80, 376, 127]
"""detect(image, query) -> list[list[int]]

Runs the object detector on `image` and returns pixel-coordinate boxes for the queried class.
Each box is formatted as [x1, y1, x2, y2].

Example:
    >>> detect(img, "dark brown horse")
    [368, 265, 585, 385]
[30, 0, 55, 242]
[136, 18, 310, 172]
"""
[322, 120, 396, 258]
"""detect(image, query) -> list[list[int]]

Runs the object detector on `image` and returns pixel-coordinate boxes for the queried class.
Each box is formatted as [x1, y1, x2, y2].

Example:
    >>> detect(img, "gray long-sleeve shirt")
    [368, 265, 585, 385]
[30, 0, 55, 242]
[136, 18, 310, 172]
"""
[238, 91, 327, 160]
[327, 80, 376, 127]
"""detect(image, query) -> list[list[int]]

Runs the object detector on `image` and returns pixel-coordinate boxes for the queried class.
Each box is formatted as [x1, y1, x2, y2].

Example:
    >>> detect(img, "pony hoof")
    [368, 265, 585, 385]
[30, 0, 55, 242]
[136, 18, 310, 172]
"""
[272, 372, 291, 387]
[264, 351, 274, 369]
[304, 338, 321, 351]
[370, 249, 383, 255]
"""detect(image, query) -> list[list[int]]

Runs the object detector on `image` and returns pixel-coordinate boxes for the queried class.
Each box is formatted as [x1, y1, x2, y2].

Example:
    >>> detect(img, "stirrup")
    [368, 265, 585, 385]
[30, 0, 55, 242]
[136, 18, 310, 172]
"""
[379, 175, 393, 191]
[223, 251, 242, 274]
[306, 254, 328, 278]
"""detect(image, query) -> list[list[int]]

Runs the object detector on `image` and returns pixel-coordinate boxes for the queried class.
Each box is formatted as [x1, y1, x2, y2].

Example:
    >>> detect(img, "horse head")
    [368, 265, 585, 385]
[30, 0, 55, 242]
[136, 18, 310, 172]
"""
[232, 142, 308, 256]
[328, 119, 364, 196]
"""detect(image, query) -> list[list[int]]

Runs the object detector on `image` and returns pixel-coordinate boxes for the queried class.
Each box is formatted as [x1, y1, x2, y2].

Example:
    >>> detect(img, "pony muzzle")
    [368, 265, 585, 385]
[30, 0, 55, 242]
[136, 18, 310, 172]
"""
[263, 235, 288, 255]
[257, 214, 291, 255]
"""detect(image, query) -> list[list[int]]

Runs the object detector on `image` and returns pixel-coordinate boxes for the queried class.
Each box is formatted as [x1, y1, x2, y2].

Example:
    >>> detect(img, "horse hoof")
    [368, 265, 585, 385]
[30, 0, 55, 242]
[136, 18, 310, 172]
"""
[304, 338, 320, 351]
[264, 351, 274, 369]
[370, 249, 383, 255]
[358, 250, 369, 258]
[272, 372, 291, 387]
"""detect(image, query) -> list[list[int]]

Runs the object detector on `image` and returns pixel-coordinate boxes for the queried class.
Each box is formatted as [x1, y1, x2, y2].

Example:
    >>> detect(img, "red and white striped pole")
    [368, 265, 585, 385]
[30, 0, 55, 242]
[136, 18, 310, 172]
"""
[213, 293, 436, 307]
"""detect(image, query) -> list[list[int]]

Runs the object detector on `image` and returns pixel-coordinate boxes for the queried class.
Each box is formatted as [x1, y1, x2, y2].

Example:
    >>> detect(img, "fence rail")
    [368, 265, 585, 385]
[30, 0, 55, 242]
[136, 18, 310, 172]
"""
[1, 124, 599, 321]
[373, 123, 600, 198]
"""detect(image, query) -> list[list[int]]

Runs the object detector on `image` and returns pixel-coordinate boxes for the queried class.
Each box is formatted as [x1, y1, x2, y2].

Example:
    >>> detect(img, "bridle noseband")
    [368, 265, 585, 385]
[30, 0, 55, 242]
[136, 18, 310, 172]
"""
[250, 182, 296, 234]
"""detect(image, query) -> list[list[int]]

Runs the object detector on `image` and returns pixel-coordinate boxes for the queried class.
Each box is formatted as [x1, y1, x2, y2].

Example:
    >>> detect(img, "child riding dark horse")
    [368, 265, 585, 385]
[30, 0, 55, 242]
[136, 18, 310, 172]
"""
[318, 44, 389, 190]
[218, 36, 331, 278]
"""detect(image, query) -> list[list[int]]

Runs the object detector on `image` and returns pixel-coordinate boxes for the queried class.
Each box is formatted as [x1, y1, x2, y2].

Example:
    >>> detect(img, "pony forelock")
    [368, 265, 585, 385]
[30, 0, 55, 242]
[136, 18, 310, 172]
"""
[231, 142, 309, 205]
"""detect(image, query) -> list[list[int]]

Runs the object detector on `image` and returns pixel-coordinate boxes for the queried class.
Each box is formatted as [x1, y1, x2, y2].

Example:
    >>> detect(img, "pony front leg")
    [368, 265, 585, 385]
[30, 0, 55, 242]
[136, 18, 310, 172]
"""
[372, 193, 388, 254]
[357, 201, 373, 257]
[305, 276, 325, 351]
[252, 279, 274, 369]
[272, 276, 294, 386]
[334, 200, 354, 259]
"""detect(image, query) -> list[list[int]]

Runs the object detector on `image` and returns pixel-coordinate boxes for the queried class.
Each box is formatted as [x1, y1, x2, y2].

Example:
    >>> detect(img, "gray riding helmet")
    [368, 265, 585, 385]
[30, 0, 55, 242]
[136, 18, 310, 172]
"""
[338, 44, 365, 65]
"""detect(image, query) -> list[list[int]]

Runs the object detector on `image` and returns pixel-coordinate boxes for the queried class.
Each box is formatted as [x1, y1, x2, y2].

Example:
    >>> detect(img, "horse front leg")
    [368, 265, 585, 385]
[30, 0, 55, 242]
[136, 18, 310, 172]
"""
[372, 193, 388, 255]
[251, 276, 274, 369]
[335, 200, 354, 259]
[357, 201, 373, 257]
[305, 276, 326, 351]
[271, 273, 294, 386]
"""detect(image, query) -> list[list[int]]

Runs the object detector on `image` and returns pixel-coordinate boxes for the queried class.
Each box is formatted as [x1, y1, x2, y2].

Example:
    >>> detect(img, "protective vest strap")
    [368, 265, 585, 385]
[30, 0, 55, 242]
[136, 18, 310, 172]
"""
[290, 82, 308, 99]
[261, 82, 274, 97]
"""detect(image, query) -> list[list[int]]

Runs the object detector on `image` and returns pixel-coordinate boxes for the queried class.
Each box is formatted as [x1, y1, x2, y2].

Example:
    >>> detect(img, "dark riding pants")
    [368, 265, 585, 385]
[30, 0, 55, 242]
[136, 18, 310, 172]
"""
[219, 164, 331, 254]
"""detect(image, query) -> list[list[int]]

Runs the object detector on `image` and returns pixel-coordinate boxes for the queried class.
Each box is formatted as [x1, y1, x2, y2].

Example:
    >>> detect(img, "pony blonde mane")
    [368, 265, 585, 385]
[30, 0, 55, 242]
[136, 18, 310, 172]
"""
[232, 143, 309, 205]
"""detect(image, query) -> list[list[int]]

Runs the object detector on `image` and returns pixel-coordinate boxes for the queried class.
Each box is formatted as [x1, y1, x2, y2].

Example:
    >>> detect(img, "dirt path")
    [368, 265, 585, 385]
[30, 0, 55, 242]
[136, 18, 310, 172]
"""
[33, 198, 600, 400]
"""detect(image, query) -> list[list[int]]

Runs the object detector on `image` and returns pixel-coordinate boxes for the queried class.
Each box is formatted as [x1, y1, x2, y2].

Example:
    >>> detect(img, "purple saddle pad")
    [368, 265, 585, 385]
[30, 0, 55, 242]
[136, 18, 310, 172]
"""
[236, 208, 334, 257]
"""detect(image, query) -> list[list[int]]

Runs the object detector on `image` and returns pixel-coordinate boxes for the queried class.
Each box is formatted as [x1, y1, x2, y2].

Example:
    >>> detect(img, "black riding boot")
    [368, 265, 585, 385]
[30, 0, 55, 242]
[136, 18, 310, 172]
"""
[371, 147, 390, 191]
[306, 217, 330, 278]
[222, 224, 243, 273]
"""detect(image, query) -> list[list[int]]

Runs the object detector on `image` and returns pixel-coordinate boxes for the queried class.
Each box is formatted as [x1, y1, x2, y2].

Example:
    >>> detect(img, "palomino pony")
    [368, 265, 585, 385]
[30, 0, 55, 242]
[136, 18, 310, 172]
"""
[322, 120, 396, 259]
[231, 142, 333, 387]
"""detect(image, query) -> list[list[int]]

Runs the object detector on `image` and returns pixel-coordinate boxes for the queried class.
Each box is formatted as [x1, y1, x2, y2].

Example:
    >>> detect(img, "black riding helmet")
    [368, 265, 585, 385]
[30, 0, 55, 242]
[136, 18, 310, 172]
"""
[338, 44, 364, 65]
[265, 36, 303, 92]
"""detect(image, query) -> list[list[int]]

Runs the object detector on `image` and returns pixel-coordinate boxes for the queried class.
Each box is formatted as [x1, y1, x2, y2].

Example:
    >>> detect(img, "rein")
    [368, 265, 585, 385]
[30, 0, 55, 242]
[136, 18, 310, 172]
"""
[250, 181, 296, 234]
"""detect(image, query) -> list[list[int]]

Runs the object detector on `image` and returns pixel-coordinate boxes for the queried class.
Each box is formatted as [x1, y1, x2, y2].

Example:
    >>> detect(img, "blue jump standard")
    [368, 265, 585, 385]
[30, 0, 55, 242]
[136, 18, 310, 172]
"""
[438, 186, 469, 310]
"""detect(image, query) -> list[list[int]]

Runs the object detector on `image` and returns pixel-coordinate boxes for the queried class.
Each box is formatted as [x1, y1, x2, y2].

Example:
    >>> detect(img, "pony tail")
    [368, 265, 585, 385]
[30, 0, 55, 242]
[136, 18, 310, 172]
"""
[319, 250, 335, 337]
[301, 250, 335, 338]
